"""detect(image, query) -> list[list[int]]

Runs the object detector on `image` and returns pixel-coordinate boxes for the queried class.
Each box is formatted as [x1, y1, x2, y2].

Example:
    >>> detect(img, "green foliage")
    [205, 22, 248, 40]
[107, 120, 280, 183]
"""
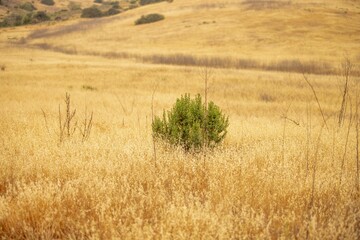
[135, 13, 164, 25]
[105, 7, 120, 16]
[41, 0, 55, 6]
[20, 2, 36, 12]
[110, 1, 120, 9]
[68, 1, 81, 11]
[22, 12, 33, 24]
[153, 94, 229, 151]
[1, 13, 27, 27]
[5, 14, 21, 26]
[140, 0, 164, 5]
[81, 6, 102, 18]
[94, 0, 103, 3]
[33, 11, 50, 22]
[103, 1, 120, 8]
[0, 10, 52, 27]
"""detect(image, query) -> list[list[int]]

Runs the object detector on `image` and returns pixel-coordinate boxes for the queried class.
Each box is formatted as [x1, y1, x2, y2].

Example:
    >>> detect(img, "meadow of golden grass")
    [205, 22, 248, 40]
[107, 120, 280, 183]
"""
[1, 0, 360, 239]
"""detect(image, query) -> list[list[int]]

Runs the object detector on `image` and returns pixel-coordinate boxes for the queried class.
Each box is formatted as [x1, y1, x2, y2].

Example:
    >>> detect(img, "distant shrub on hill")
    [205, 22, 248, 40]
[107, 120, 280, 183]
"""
[135, 13, 164, 25]
[110, 1, 120, 9]
[140, 0, 163, 5]
[20, 2, 36, 12]
[81, 5, 121, 18]
[22, 12, 33, 24]
[105, 7, 120, 16]
[128, 2, 138, 9]
[1, 14, 23, 26]
[81, 6, 102, 18]
[0, 10, 51, 27]
[68, 1, 81, 11]
[41, 0, 55, 6]
[94, 0, 103, 3]
[33, 11, 50, 22]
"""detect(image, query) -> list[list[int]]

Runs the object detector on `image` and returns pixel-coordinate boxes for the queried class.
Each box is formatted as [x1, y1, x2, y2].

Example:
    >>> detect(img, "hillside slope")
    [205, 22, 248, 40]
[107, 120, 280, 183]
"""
[1, 0, 360, 74]
[0, 0, 95, 19]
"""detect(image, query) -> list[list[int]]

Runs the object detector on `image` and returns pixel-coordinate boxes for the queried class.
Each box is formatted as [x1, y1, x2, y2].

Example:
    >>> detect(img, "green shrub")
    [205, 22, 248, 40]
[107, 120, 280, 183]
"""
[152, 94, 229, 151]
[105, 7, 120, 16]
[33, 11, 50, 22]
[20, 2, 36, 11]
[140, 0, 164, 5]
[135, 13, 164, 25]
[22, 12, 33, 24]
[94, 0, 103, 3]
[68, 1, 81, 11]
[41, 0, 55, 6]
[81, 6, 102, 18]
[128, 3, 138, 9]
[106, 1, 120, 8]
[1, 14, 24, 26]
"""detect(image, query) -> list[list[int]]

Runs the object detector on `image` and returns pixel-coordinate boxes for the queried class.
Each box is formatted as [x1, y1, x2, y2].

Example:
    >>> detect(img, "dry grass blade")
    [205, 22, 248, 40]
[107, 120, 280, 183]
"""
[58, 104, 64, 143]
[306, 102, 312, 178]
[79, 107, 93, 142]
[356, 106, 359, 193]
[200, 66, 213, 163]
[151, 82, 159, 168]
[306, 117, 326, 240]
[355, 85, 359, 192]
[303, 74, 329, 131]
[57, 92, 89, 143]
[339, 99, 353, 186]
[281, 105, 291, 165]
[40, 108, 51, 135]
[282, 116, 300, 126]
[338, 57, 352, 127]
[65, 93, 76, 138]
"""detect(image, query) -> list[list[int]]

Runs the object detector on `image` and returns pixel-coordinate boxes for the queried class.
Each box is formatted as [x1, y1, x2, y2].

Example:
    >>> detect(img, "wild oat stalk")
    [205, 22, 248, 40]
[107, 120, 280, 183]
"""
[40, 108, 50, 136]
[79, 106, 93, 142]
[338, 57, 352, 127]
[355, 82, 359, 192]
[151, 82, 159, 168]
[306, 119, 326, 240]
[306, 102, 312, 178]
[58, 93, 77, 143]
[303, 74, 329, 131]
[339, 98, 353, 186]
[281, 105, 291, 165]
[200, 66, 213, 165]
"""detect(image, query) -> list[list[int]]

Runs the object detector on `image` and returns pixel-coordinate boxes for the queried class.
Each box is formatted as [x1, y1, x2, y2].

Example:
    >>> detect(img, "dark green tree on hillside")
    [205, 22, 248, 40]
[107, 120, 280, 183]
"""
[41, 0, 55, 6]
[140, 0, 164, 5]
[81, 6, 102, 18]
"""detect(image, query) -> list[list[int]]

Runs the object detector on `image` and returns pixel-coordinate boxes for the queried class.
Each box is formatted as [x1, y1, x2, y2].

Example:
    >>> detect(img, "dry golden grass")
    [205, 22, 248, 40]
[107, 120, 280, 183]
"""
[0, 0, 360, 239]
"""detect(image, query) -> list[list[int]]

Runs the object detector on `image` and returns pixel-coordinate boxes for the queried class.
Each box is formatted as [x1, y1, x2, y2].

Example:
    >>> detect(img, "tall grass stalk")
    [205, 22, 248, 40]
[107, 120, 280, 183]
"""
[339, 99, 353, 186]
[303, 74, 329, 131]
[306, 120, 326, 240]
[355, 84, 359, 192]
[151, 83, 159, 168]
[306, 102, 312, 178]
[338, 57, 352, 127]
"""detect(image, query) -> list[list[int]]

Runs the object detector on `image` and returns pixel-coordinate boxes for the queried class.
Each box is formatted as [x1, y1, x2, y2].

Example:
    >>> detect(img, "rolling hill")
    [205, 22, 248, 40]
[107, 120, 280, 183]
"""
[2, 0, 359, 75]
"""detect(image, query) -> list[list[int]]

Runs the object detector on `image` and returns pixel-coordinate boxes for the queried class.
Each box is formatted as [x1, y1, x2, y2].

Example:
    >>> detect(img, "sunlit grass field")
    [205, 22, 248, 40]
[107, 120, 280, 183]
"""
[0, 0, 360, 239]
